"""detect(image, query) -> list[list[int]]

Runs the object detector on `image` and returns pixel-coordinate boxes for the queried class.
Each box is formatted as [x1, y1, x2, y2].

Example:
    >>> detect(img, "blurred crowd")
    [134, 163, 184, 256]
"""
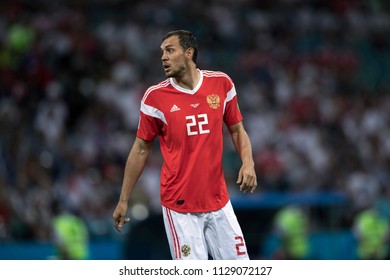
[0, 0, 390, 246]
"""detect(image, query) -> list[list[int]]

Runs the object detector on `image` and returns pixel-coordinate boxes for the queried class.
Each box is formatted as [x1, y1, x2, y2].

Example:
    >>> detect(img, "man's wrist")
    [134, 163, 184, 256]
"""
[119, 196, 129, 203]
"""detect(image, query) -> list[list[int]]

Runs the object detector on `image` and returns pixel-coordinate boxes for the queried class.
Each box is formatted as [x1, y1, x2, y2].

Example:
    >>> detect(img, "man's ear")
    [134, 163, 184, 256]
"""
[186, 48, 194, 61]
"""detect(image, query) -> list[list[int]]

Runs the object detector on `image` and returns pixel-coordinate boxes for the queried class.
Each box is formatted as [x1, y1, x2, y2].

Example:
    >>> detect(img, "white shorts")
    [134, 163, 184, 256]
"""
[162, 200, 249, 260]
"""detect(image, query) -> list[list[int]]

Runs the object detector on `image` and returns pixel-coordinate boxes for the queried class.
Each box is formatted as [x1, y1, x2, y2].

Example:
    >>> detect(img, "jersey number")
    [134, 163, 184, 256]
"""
[235, 236, 247, 256]
[186, 114, 210, 136]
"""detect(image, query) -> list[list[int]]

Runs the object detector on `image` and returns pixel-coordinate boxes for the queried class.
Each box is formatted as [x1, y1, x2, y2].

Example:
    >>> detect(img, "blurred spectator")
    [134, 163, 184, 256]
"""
[272, 205, 311, 259]
[51, 201, 89, 260]
[353, 207, 390, 260]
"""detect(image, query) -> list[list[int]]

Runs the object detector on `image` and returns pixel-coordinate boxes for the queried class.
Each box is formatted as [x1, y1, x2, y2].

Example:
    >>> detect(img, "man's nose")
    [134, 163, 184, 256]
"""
[161, 52, 167, 61]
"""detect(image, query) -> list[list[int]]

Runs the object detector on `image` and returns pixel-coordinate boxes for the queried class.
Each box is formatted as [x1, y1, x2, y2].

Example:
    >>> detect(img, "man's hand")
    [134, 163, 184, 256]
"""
[237, 163, 257, 194]
[113, 201, 130, 232]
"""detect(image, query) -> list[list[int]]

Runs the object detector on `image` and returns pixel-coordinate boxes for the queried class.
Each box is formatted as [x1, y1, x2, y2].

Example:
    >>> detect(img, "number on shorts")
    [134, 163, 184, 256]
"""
[235, 236, 247, 256]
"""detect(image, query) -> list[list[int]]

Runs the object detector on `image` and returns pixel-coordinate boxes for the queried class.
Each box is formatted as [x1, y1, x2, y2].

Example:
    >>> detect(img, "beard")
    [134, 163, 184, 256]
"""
[164, 64, 186, 78]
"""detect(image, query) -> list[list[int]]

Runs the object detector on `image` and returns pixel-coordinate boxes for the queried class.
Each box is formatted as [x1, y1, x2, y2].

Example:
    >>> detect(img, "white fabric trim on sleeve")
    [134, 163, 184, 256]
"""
[140, 102, 167, 124]
[223, 85, 237, 113]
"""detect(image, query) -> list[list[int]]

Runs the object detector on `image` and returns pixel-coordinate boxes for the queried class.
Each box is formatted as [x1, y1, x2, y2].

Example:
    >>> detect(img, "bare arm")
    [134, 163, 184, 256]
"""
[113, 137, 153, 232]
[228, 121, 257, 194]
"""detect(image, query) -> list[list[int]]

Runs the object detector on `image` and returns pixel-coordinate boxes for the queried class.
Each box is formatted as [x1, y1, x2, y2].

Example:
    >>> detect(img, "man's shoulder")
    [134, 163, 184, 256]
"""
[145, 79, 171, 94]
[201, 70, 233, 83]
[142, 79, 171, 101]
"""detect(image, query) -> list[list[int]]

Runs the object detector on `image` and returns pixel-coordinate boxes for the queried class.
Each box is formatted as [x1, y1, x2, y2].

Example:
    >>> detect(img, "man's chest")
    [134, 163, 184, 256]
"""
[159, 91, 225, 136]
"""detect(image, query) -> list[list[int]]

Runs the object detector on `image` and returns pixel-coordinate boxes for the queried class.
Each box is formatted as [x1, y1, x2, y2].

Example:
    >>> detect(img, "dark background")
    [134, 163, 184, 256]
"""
[0, 0, 390, 259]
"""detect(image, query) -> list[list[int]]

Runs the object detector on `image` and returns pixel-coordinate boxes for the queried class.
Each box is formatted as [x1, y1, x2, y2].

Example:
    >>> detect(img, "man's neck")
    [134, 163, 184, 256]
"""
[173, 67, 200, 90]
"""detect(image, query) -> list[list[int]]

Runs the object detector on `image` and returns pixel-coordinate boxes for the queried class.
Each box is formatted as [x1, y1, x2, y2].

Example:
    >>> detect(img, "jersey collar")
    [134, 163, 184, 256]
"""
[169, 69, 203, 95]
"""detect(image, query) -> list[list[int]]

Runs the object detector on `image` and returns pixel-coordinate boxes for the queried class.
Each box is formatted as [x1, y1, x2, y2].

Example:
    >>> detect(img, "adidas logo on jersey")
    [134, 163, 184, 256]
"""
[170, 104, 180, 112]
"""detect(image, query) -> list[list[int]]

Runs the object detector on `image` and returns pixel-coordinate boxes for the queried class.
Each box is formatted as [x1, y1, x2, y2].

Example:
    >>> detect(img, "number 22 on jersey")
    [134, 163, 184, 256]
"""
[185, 113, 210, 136]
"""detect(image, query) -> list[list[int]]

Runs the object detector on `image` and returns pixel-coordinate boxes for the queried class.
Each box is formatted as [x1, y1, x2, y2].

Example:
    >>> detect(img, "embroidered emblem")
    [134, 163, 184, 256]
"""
[206, 94, 220, 109]
[181, 245, 191, 257]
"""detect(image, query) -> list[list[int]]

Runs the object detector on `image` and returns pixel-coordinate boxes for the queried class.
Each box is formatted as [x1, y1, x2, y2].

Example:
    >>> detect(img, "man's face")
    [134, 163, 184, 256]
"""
[160, 35, 188, 78]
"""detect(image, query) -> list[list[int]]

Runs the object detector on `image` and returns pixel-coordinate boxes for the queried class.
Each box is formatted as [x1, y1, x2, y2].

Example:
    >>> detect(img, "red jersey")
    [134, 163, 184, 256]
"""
[136, 70, 243, 213]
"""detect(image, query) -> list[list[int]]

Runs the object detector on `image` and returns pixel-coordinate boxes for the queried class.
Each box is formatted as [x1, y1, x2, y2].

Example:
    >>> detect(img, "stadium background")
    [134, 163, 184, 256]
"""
[0, 0, 389, 259]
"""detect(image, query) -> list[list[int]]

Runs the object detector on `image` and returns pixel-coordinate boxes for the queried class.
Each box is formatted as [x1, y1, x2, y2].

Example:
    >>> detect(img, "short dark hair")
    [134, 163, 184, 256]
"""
[162, 30, 198, 63]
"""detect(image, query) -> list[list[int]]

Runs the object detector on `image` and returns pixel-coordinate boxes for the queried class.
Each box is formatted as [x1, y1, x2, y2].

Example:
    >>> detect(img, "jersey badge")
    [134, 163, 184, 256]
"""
[206, 94, 220, 109]
[181, 244, 191, 257]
